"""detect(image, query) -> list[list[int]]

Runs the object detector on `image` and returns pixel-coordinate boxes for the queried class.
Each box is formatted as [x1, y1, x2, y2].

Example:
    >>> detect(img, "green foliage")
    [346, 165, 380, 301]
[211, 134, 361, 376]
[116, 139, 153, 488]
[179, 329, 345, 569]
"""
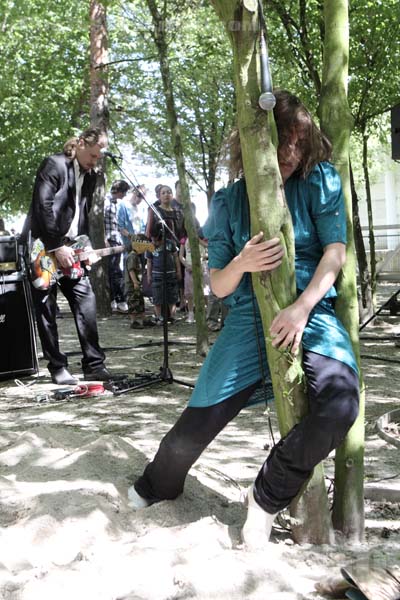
[264, 0, 400, 129]
[1, 0, 399, 218]
[348, 0, 400, 130]
[108, 0, 235, 196]
[0, 0, 89, 212]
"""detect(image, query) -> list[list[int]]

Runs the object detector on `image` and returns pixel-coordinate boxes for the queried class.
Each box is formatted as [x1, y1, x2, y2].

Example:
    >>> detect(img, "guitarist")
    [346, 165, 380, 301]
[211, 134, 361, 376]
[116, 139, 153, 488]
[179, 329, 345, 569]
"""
[22, 127, 112, 386]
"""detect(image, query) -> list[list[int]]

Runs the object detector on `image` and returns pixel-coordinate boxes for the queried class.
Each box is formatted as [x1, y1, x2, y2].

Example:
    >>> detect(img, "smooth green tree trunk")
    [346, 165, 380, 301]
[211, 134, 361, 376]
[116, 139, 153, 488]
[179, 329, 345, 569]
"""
[211, 0, 333, 544]
[318, 0, 365, 542]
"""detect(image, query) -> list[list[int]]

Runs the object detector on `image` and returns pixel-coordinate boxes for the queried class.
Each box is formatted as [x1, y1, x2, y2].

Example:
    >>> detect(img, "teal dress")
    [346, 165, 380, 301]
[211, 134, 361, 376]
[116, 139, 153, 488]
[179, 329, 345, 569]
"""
[189, 162, 357, 408]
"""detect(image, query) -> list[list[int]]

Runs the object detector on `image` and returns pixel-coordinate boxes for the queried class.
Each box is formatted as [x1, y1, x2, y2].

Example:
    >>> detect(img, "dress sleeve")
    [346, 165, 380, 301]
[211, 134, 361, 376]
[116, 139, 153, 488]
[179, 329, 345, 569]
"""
[308, 162, 347, 247]
[202, 187, 235, 269]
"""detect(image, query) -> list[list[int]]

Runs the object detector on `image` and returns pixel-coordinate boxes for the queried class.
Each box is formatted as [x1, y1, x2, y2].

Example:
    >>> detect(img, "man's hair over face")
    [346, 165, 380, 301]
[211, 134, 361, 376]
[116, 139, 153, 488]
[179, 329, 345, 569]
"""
[63, 127, 107, 159]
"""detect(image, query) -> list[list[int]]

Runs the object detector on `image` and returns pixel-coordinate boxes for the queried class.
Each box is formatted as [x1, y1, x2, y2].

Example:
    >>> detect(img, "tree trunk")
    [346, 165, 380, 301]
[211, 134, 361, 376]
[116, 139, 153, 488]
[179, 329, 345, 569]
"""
[145, 0, 208, 356]
[362, 132, 377, 308]
[350, 162, 373, 322]
[211, 0, 333, 545]
[89, 0, 110, 316]
[318, 0, 365, 542]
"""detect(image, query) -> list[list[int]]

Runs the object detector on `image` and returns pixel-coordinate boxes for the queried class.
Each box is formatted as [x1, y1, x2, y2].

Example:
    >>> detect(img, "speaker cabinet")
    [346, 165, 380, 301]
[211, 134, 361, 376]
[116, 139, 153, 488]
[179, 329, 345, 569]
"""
[0, 273, 39, 380]
[0, 235, 25, 273]
[391, 104, 400, 160]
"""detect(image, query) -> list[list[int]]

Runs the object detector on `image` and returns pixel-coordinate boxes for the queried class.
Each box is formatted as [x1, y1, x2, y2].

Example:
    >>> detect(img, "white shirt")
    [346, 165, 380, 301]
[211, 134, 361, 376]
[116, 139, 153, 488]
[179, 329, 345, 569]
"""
[65, 159, 85, 240]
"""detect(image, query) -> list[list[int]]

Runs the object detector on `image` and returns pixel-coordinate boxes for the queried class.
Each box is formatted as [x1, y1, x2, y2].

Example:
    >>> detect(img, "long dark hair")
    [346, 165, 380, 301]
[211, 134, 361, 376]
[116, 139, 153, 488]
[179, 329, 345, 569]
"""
[274, 90, 332, 177]
[227, 90, 332, 179]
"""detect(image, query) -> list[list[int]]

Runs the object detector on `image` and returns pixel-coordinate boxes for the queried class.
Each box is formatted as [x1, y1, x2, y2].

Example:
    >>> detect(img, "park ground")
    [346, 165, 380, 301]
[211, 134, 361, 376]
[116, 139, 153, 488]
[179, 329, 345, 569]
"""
[0, 284, 400, 600]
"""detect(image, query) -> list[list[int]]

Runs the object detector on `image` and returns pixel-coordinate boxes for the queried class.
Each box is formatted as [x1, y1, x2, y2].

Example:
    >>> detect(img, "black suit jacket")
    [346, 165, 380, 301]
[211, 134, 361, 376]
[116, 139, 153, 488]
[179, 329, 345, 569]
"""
[23, 153, 97, 250]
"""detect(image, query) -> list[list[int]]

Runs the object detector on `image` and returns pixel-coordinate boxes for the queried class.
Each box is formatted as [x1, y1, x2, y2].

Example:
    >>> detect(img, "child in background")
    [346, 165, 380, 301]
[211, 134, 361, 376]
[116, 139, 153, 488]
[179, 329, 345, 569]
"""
[179, 235, 208, 324]
[179, 237, 194, 323]
[179, 206, 209, 324]
[125, 248, 147, 329]
[147, 237, 182, 324]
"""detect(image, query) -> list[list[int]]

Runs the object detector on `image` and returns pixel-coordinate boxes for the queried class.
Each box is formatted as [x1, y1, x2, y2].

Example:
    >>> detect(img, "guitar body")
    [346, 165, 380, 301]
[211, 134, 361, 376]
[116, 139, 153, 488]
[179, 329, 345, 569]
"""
[30, 238, 58, 290]
[59, 235, 88, 280]
[30, 235, 154, 291]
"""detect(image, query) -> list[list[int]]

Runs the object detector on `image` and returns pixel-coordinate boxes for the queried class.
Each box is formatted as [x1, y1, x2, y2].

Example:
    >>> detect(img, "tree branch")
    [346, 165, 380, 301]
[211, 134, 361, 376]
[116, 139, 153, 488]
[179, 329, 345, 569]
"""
[94, 57, 157, 69]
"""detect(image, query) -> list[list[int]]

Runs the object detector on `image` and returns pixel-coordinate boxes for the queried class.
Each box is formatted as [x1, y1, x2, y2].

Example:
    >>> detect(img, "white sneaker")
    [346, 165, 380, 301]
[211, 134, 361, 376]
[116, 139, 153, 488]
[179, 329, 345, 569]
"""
[111, 300, 118, 311]
[242, 484, 278, 549]
[117, 301, 128, 313]
[187, 313, 195, 324]
[127, 485, 149, 510]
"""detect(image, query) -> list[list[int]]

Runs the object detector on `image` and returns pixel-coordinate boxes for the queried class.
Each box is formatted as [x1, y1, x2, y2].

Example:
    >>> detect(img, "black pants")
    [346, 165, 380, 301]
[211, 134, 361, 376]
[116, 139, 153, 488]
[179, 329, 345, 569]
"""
[32, 276, 105, 374]
[108, 241, 125, 303]
[134, 351, 359, 513]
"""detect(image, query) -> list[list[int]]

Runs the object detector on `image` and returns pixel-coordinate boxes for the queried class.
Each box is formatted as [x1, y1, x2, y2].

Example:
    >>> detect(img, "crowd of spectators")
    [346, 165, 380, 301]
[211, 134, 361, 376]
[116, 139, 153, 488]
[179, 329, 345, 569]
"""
[104, 179, 226, 331]
[0, 178, 226, 332]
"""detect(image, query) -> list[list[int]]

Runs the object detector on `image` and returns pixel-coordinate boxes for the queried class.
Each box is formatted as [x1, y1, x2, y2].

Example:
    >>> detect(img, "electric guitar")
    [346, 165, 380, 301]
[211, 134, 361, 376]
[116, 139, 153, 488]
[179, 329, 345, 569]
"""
[30, 234, 154, 291]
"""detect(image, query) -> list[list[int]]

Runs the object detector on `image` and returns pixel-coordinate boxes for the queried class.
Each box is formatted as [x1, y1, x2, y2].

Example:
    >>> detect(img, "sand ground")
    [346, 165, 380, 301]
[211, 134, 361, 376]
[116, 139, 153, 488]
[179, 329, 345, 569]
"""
[1, 286, 400, 600]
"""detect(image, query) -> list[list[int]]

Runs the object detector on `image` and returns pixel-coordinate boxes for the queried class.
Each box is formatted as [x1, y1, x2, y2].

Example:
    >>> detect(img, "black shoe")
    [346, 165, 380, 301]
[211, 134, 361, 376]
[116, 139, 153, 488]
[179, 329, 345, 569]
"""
[82, 367, 113, 381]
[130, 320, 144, 329]
[51, 367, 78, 386]
[143, 318, 156, 327]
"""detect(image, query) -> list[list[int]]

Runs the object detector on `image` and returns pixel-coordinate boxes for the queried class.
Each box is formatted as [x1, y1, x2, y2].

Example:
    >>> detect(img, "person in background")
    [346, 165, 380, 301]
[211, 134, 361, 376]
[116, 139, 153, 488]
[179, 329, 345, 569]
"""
[22, 127, 112, 385]
[172, 180, 183, 211]
[197, 232, 227, 331]
[173, 180, 193, 312]
[146, 229, 182, 325]
[128, 91, 359, 550]
[118, 186, 146, 249]
[154, 184, 163, 203]
[179, 203, 207, 324]
[0, 218, 10, 236]
[146, 185, 181, 241]
[125, 245, 154, 329]
[104, 180, 129, 313]
[206, 290, 229, 331]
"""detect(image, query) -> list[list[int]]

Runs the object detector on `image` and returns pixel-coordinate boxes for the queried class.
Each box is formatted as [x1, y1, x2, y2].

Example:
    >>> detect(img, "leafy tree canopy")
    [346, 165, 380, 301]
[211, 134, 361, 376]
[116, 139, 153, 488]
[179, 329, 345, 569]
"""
[0, 0, 399, 216]
[108, 0, 235, 198]
[0, 0, 90, 212]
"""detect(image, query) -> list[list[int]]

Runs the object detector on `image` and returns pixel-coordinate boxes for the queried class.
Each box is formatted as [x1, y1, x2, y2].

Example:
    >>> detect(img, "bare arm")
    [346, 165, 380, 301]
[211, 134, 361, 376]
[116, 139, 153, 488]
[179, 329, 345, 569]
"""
[210, 232, 284, 298]
[179, 244, 188, 268]
[174, 252, 182, 281]
[270, 242, 346, 354]
[147, 257, 153, 284]
[129, 268, 140, 287]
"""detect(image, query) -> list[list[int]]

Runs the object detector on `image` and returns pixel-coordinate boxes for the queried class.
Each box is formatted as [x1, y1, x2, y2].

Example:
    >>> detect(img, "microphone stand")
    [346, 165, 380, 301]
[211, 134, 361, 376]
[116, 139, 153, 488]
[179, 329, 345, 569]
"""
[103, 154, 195, 395]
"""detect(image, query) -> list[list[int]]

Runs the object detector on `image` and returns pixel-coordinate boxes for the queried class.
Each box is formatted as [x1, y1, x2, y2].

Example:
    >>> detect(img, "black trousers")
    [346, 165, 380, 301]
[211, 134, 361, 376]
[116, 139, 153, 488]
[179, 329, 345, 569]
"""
[108, 241, 125, 303]
[32, 276, 105, 374]
[134, 351, 359, 513]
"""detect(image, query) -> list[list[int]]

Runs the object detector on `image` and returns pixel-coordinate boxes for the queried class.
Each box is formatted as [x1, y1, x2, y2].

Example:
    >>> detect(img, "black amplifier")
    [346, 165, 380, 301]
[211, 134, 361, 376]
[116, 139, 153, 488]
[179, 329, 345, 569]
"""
[0, 236, 24, 272]
[0, 271, 39, 380]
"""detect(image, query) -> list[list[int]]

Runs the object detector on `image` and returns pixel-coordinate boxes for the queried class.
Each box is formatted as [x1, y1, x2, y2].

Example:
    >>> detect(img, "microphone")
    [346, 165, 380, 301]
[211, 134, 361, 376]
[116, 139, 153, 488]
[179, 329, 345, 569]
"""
[100, 149, 123, 160]
[259, 32, 276, 111]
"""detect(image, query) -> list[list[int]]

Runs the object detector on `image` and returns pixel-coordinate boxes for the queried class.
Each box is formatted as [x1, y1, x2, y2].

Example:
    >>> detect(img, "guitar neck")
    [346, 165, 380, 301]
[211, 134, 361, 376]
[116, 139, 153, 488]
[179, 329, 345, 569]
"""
[75, 245, 125, 262]
[72, 240, 154, 262]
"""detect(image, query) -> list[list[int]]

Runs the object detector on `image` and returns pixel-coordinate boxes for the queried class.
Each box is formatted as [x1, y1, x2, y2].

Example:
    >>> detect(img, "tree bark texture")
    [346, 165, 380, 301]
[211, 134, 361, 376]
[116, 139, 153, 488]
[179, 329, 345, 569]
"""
[89, 0, 110, 316]
[350, 162, 373, 321]
[362, 133, 377, 307]
[211, 0, 333, 545]
[318, 0, 365, 542]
